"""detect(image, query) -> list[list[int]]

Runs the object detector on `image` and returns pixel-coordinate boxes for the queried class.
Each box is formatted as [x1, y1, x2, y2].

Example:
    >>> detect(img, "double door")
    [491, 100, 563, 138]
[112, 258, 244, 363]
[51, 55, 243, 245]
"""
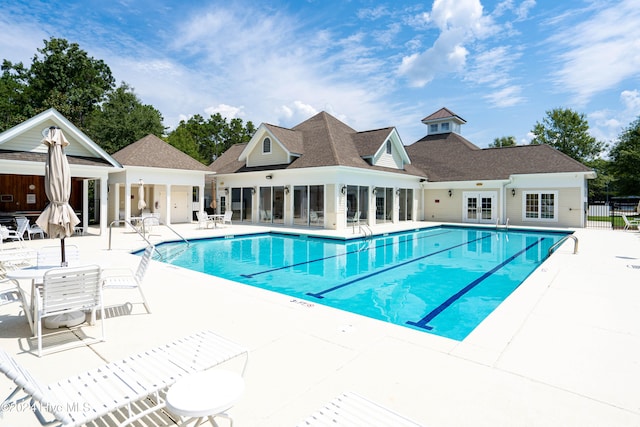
[463, 192, 496, 223]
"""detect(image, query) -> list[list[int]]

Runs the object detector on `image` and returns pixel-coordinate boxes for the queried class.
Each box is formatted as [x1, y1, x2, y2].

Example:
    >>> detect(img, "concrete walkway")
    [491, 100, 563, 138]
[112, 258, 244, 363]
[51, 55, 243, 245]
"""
[1, 222, 639, 426]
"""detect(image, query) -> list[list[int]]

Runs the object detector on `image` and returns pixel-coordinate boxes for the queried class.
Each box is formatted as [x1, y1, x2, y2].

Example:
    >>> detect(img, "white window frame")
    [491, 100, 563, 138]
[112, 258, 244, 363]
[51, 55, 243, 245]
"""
[429, 124, 438, 133]
[441, 122, 450, 132]
[386, 140, 392, 154]
[262, 137, 271, 154]
[522, 190, 558, 222]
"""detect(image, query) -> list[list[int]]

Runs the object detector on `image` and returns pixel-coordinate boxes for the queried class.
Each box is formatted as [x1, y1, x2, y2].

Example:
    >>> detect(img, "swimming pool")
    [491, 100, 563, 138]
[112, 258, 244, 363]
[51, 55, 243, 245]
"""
[151, 226, 569, 340]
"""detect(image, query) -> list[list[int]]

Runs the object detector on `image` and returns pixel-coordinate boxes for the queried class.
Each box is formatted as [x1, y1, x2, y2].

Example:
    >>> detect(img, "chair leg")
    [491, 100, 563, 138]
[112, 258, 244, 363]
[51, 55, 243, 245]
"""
[138, 288, 151, 314]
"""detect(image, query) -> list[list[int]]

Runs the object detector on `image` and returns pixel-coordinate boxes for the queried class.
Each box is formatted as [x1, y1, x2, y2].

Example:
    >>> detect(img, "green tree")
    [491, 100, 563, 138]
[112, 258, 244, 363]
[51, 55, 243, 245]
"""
[489, 136, 516, 148]
[86, 83, 164, 154]
[0, 60, 31, 130]
[25, 37, 115, 128]
[530, 108, 605, 163]
[166, 113, 256, 165]
[609, 116, 640, 196]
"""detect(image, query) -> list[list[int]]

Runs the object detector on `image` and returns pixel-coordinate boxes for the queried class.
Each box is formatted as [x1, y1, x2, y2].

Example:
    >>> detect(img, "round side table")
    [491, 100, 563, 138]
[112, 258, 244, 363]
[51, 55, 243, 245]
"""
[166, 369, 245, 427]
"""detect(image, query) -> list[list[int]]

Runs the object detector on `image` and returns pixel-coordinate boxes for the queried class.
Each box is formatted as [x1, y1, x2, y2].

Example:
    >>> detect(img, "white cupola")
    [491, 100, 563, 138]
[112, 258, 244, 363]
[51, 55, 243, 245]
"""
[421, 107, 466, 135]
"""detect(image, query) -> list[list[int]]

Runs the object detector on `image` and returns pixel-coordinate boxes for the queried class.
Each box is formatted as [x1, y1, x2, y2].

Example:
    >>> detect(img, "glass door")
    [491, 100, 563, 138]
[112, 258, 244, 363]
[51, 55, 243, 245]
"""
[463, 192, 496, 223]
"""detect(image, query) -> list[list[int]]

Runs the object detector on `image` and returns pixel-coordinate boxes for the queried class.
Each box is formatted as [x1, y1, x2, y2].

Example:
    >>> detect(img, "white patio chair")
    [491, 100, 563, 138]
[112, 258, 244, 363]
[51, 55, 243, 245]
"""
[197, 211, 214, 229]
[0, 330, 248, 427]
[220, 210, 233, 226]
[101, 245, 153, 313]
[297, 391, 423, 427]
[37, 245, 80, 267]
[35, 264, 104, 356]
[15, 216, 45, 240]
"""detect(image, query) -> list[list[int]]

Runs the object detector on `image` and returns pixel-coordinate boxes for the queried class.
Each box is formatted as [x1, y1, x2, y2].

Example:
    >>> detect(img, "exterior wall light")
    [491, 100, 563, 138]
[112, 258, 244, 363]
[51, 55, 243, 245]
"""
[448, 189, 452, 197]
[266, 174, 272, 180]
[284, 186, 290, 194]
[341, 185, 346, 195]
[511, 188, 516, 197]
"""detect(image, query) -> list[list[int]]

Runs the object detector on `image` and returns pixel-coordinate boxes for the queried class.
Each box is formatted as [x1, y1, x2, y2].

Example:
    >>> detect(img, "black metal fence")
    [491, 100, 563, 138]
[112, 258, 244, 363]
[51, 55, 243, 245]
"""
[587, 197, 640, 230]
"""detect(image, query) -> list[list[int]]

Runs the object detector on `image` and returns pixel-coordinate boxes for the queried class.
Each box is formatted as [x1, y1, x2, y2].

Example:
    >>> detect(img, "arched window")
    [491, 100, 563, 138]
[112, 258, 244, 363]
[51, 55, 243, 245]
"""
[263, 137, 271, 153]
[386, 140, 392, 154]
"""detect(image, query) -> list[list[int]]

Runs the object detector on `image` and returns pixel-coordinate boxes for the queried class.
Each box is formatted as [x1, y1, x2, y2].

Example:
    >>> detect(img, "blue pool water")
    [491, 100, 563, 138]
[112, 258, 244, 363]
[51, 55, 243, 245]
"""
[150, 226, 569, 340]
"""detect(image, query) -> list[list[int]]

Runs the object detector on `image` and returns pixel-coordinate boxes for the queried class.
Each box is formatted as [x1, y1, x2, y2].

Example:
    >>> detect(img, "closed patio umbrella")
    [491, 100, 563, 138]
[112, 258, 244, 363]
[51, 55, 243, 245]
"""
[138, 180, 147, 214]
[36, 127, 80, 266]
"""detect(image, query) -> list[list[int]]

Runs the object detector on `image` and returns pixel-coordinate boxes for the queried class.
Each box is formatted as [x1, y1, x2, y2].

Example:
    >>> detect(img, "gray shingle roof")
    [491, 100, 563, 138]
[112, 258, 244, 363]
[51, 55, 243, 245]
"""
[112, 134, 210, 171]
[211, 112, 424, 176]
[210, 110, 592, 181]
[421, 107, 466, 123]
[406, 132, 593, 182]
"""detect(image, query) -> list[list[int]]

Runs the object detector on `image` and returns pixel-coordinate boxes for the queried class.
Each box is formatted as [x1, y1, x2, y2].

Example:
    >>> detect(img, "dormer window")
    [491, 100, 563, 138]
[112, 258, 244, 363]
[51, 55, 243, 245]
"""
[262, 137, 271, 154]
[441, 122, 450, 132]
[430, 124, 438, 133]
[386, 140, 392, 154]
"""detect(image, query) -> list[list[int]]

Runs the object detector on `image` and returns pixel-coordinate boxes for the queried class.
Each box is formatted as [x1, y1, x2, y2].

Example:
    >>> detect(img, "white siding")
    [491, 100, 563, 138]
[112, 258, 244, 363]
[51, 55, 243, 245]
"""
[1, 119, 96, 157]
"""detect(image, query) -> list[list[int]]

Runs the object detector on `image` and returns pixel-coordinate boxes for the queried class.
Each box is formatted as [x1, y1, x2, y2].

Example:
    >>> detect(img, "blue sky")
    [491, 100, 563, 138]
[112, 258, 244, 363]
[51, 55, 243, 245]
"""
[1, 0, 638, 149]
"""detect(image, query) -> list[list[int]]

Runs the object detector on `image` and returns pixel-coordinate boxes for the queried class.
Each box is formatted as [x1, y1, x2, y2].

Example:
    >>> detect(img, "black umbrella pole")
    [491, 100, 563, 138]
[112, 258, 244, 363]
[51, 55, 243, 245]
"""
[61, 238, 67, 267]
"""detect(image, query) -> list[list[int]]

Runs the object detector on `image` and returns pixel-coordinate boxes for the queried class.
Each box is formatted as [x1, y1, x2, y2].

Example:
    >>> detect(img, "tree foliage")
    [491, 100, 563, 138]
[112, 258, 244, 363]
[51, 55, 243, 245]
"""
[489, 136, 516, 148]
[609, 116, 640, 196]
[0, 60, 30, 129]
[86, 83, 164, 154]
[166, 113, 255, 165]
[530, 108, 605, 163]
[27, 38, 115, 128]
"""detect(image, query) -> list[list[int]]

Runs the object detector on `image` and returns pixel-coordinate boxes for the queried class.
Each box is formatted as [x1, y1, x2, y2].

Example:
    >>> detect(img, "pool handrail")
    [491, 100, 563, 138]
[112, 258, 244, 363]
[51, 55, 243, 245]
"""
[548, 234, 578, 256]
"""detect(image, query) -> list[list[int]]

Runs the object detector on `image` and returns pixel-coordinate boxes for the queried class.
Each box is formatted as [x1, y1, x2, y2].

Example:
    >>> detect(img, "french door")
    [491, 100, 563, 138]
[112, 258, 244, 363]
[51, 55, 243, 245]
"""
[463, 192, 496, 223]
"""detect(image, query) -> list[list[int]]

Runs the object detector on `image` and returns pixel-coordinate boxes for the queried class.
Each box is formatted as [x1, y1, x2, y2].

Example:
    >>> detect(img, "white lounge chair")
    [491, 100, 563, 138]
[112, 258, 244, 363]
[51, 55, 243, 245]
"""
[102, 245, 153, 313]
[297, 391, 423, 427]
[15, 216, 45, 240]
[2, 220, 28, 245]
[622, 214, 640, 231]
[36, 264, 104, 357]
[0, 330, 248, 427]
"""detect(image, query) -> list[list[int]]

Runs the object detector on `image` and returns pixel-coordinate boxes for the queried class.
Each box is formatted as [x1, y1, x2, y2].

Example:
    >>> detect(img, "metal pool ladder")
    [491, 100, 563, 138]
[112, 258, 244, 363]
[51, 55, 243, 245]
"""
[548, 234, 578, 256]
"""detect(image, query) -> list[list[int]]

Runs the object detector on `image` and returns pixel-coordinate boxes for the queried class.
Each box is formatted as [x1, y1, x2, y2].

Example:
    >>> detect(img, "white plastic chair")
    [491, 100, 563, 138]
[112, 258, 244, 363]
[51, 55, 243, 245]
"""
[15, 217, 45, 240]
[197, 211, 214, 229]
[36, 264, 104, 357]
[220, 210, 233, 226]
[0, 330, 248, 426]
[101, 245, 153, 313]
[37, 245, 80, 267]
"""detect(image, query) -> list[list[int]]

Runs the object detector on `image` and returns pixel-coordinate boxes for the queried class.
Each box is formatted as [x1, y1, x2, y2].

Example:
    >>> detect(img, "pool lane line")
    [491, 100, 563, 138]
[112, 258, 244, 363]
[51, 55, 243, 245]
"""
[239, 230, 454, 279]
[305, 233, 493, 299]
[405, 237, 546, 331]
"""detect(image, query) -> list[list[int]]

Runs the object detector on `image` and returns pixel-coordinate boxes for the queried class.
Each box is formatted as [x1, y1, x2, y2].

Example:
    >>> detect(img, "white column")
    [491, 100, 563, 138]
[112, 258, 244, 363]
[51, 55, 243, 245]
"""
[198, 184, 205, 217]
[100, 177, 108, 235]
[81, 179, 89, 232]
[165, 184, 172, 225]
[124, 182, 131, 221]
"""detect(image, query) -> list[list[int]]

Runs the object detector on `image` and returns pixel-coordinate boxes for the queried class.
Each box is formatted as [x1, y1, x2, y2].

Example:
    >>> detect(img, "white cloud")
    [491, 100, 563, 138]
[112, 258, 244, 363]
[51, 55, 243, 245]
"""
[398, 0, 498, 87]
[589, 90, 640, 144]
[205, 104, 245, 120]
[484, 85, 524, 107]
[549, 0, 640, 105]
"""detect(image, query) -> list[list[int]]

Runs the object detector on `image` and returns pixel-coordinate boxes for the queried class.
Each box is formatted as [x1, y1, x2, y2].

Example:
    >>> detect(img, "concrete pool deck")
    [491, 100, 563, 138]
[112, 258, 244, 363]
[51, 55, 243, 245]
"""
[1, 221, 639, 426]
